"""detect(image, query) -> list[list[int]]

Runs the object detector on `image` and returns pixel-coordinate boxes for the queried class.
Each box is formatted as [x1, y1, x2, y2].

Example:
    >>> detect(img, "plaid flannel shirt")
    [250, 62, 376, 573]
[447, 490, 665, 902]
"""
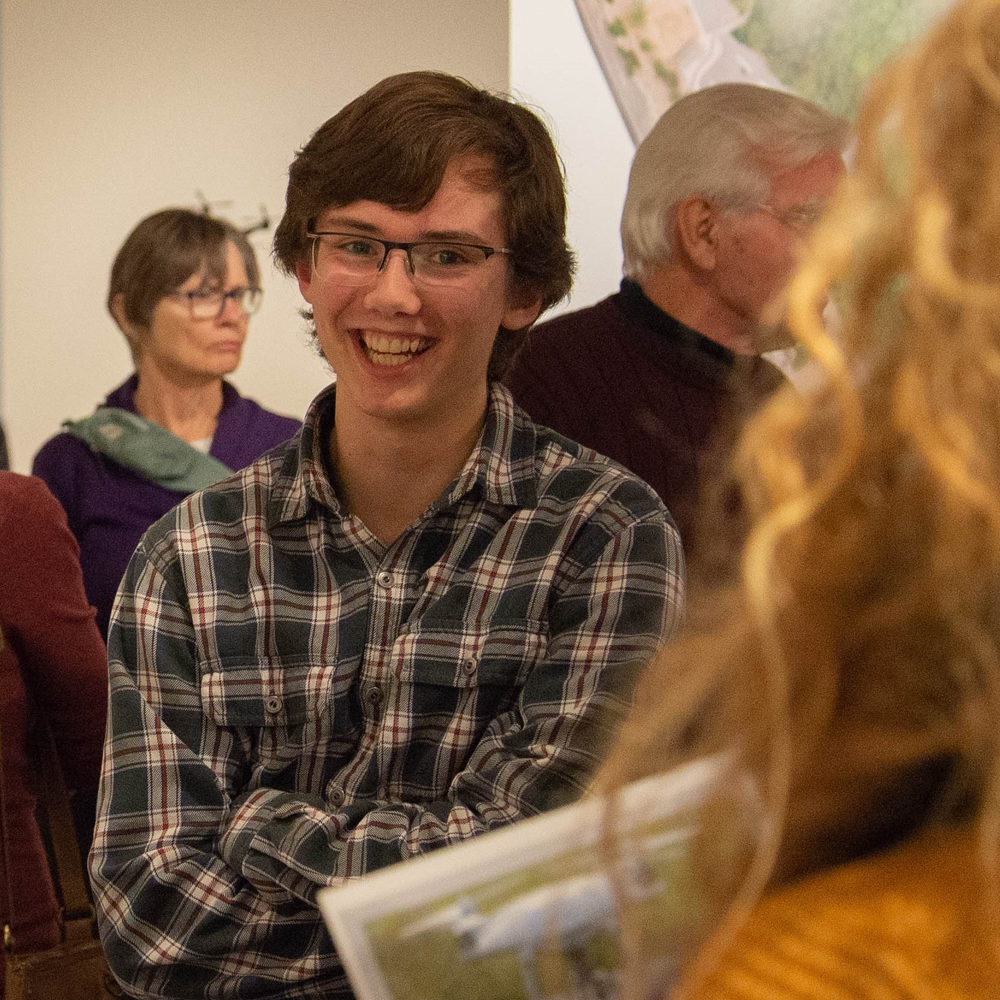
[91, 382, 684, 999]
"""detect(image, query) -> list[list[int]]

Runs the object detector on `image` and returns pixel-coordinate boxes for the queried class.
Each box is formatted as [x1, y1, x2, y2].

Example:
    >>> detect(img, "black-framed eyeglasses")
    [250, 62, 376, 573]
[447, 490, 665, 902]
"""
[306, 231, 512, 287]
[168, 286, 263, 320]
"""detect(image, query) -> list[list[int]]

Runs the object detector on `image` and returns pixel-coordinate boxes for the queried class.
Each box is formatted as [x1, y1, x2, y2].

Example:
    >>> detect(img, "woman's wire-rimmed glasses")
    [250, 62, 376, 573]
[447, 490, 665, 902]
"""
[169, 286, 263, 320]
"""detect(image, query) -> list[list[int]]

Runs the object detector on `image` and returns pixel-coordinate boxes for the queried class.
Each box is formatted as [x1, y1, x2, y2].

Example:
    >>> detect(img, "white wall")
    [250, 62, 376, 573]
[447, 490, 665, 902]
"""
[509, 0, 635, 319]
[0, 0, 509, 471]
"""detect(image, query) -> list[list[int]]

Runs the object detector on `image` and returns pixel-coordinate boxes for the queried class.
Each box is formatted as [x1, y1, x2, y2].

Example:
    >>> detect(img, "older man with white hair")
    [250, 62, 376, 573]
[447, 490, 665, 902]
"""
[508, 83, 848, 549]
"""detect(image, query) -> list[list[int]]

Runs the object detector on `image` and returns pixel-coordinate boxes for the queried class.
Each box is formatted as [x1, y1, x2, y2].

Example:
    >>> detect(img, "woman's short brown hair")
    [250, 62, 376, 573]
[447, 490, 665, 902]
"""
[273, 71, 575, 379]
[108, 208, 260, 333]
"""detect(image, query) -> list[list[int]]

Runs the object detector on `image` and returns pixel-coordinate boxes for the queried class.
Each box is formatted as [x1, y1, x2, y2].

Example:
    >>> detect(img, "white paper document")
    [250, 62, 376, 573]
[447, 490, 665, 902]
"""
[318, 756, 756, 1000]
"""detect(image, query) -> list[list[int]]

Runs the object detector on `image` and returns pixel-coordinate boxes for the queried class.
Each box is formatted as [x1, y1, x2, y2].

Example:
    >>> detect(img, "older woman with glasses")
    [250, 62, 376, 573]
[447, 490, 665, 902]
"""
[33, 208, 300, 639]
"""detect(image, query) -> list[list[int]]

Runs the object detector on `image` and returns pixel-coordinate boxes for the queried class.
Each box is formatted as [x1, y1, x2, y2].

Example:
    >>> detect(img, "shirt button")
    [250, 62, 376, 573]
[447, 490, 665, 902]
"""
[327, 784, 345, 807]
[376, 570, 393, 588]
[367, 686, 384, 706]
[265, 695, 283, 714]
[462, 656, 477, 675]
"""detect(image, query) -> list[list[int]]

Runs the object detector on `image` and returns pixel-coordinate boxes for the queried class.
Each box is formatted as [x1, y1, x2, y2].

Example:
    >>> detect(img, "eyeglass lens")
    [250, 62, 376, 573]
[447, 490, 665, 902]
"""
[310, 234, 496, 286]
[186, 287, 263, 318]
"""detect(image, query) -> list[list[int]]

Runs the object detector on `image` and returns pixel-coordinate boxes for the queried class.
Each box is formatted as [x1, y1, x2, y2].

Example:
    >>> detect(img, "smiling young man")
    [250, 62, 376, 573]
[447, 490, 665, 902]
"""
[91, 72, 683, 999]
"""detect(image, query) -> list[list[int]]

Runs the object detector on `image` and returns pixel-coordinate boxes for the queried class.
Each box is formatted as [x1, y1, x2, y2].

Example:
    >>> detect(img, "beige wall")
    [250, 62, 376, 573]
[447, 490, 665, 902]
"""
[0, 0, 509, 471]
[510, 0, 634, 319]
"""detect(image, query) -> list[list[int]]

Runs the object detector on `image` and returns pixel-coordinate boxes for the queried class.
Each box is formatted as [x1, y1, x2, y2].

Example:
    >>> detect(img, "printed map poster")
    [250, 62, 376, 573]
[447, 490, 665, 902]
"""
[318, 756, 757, 1000]
[575, 0, 958, 142]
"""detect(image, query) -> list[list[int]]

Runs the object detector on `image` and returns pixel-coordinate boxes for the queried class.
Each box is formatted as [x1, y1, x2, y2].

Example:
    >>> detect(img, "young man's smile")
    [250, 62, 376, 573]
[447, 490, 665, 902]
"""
[358, 331, 432, 366]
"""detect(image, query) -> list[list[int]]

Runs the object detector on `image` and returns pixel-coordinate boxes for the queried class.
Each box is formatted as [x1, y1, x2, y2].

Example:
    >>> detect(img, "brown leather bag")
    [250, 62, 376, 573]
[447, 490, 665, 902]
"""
[0, 715, 121, 999]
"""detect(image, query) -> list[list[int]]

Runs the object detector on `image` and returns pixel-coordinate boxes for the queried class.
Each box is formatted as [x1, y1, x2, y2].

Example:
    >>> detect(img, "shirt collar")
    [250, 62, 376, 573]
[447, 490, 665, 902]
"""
[269, 381, 538, 526]
[445, 382, 538, 509]
[617, 278, 738, 367]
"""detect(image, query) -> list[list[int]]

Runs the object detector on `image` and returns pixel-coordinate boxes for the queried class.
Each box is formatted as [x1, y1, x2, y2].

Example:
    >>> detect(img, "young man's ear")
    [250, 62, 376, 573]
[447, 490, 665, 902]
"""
[295, 259, 314, 303]
[502, 287, 543, 332]
[674, 196, 719, 272]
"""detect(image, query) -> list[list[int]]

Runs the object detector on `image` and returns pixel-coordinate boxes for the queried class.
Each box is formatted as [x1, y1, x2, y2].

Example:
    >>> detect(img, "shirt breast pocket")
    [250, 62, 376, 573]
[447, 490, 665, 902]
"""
[389, 621, 548, 775]
[393, 620, 547, 690]
[200, 658, 336, 784]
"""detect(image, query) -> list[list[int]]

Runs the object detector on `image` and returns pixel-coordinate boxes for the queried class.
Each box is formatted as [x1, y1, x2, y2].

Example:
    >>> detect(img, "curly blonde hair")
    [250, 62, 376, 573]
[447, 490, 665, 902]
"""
[600, 0, 1000, 992]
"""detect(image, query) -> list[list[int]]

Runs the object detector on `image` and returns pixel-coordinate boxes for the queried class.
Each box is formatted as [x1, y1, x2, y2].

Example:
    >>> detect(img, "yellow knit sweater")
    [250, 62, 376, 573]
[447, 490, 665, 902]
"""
[693, 826, 997, 1000]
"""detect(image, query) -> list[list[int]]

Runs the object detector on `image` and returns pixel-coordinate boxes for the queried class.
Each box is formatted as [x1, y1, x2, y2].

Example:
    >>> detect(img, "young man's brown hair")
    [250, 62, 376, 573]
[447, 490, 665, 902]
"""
[273, 71, 574, 379]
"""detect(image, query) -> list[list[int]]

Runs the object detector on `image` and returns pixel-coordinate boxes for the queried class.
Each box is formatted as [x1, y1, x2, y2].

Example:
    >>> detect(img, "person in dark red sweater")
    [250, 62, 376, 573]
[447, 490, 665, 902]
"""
[507, 84, 848, 550]
[0, 472, 107, 978]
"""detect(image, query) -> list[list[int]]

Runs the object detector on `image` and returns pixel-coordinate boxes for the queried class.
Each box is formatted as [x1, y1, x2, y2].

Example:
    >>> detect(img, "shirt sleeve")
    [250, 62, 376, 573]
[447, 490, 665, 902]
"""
[90, 504, 682, 998]
[0, 475, 107, 791]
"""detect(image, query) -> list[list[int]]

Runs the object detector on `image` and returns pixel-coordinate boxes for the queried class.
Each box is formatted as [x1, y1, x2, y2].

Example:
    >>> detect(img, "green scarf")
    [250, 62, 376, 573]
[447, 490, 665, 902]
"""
[63, 407, 233, 493]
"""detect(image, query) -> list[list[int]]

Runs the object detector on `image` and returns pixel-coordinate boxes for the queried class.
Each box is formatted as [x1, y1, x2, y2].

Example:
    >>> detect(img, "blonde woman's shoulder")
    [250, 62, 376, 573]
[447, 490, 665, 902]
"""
[694, 825, 994, 1000]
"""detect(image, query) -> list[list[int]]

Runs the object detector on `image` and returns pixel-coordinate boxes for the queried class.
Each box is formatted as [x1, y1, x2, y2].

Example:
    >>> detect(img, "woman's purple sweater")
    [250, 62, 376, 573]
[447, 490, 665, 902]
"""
[32, 376, 300, 638]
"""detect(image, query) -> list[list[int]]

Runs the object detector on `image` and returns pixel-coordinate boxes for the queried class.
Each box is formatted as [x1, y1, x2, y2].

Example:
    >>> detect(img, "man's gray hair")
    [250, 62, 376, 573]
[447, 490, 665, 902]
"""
[621, 83, 850, 281]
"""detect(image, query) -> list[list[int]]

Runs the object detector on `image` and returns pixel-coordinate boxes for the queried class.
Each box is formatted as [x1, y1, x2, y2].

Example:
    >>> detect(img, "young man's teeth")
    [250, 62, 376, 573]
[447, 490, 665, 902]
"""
[369, 351, 409, 366]
[362, 333, 426, 364]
